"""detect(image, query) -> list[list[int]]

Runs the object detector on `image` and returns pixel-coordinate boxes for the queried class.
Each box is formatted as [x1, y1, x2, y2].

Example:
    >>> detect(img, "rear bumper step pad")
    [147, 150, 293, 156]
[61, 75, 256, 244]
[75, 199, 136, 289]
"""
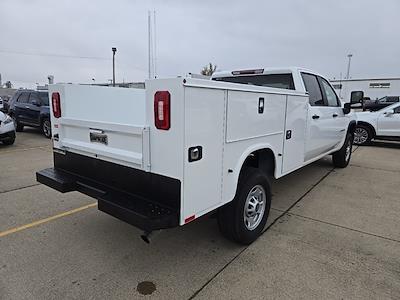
[36, 168, 179, 231]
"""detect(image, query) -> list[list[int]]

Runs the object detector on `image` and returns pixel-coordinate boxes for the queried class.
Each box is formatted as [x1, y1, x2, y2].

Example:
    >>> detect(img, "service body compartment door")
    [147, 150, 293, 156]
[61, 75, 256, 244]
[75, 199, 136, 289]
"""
[226, 90, 286, 142]
[282, 95, 308, 174]
[182, 87, 225, 223]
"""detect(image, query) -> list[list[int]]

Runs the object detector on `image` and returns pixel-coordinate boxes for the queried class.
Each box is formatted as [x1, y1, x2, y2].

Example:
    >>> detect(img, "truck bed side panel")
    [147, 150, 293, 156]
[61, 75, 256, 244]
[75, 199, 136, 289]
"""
[182, 87, 225, 223]
[222, 91, 287, 203]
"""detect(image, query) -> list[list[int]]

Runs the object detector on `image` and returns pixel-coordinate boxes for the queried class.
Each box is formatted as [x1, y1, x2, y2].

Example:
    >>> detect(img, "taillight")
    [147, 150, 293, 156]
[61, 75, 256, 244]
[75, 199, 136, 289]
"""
[154, 91, 170, 130]
[52, 92, 61, 118]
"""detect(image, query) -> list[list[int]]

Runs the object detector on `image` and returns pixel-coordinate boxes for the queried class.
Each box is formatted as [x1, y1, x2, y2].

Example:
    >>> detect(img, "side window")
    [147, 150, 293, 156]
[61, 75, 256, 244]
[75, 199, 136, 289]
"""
[301, 73, 324, 106]
[319, 78, 340, 107]
[17, 93, 30, 103]
[29, 93, 40, 104]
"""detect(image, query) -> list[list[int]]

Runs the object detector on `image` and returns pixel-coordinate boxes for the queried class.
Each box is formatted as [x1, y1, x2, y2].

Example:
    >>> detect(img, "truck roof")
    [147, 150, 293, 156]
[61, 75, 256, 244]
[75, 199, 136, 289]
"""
[211, 67, 322, 79]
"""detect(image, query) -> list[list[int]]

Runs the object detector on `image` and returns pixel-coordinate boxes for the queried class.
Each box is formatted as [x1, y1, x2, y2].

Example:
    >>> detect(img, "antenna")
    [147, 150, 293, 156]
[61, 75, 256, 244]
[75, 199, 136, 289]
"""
[153, 10, 157, 78]
[346, 54, 353, 79]
[148, 11, 152, 79]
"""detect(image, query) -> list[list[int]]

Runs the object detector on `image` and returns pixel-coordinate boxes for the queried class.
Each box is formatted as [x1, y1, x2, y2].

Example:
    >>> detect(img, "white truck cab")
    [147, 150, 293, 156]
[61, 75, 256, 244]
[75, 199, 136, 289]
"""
[37, 67, 356, 244]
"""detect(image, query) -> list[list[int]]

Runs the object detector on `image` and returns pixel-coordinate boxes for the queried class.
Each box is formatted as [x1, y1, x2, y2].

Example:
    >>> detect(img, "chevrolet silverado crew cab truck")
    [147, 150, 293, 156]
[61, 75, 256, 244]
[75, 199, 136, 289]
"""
[36, 67, 356, 245]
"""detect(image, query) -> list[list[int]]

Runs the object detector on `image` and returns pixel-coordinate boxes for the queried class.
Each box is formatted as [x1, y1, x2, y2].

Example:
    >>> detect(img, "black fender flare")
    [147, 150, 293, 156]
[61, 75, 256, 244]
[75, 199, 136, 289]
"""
[347, 120, 357, 135]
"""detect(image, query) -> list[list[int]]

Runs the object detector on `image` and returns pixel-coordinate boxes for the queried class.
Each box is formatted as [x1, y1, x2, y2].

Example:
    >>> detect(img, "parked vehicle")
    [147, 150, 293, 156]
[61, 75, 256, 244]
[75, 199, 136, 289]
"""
[36, 67, 357, 245]
[0, 111, 16, 145]
[363, 96, 399, 111]
[0, 95, 11, 113]
[8, 90, 51, 138]
[354, 102, 400, 145]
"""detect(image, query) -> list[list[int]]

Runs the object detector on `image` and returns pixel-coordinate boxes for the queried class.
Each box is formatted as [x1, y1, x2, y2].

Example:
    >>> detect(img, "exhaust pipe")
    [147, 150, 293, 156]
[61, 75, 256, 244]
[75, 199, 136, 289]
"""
[141, 231, 152, 244]
[140, 230, 162, 243]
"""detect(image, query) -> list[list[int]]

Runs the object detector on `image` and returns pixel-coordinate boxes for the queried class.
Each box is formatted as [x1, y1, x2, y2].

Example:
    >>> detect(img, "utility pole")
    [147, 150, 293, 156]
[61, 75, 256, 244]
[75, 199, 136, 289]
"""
[346, 54, 353, 79]
[112, 47, 117, 86]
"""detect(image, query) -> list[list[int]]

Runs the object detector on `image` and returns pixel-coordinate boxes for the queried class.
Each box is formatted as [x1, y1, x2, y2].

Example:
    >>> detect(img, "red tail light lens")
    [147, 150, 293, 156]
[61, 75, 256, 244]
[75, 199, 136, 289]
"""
[52, 92, 61, 118]
[154, 91, 170, 130]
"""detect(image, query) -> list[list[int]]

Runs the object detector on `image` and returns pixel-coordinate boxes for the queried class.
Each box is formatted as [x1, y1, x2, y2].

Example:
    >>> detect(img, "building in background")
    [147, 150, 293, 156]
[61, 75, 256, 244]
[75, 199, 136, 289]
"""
[331, 77, 400, 103]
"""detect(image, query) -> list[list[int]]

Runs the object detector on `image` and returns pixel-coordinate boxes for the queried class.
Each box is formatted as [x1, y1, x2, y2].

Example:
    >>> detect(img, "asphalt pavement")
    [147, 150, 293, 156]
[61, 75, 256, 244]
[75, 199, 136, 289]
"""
[0, 128, 399, 299]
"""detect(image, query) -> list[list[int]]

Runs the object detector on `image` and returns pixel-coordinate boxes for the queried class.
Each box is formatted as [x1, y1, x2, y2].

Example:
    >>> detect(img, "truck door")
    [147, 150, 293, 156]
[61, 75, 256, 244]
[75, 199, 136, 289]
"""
[302, 73, 333, 161]
[317, 76, 347, 147]
[377, 104, 400, 136]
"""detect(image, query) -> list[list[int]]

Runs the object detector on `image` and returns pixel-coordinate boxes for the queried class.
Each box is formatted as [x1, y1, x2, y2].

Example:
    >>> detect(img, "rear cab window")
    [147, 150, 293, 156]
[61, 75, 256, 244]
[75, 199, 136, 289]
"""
[212, 73, 295, 90]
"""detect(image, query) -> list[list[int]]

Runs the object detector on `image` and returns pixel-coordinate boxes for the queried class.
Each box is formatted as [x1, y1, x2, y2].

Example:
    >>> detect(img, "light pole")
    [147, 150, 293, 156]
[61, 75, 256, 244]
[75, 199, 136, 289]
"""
[112, 47, 117, 87]
[346, 54, 353, 79]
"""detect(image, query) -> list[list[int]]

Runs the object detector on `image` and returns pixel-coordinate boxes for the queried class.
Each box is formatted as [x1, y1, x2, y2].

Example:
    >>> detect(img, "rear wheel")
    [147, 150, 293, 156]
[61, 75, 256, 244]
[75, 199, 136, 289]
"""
[353, 125, 372, 145]
[42, 118, 51, 138]
[218, 168, 271, 245]
[332, 133, 353, 168]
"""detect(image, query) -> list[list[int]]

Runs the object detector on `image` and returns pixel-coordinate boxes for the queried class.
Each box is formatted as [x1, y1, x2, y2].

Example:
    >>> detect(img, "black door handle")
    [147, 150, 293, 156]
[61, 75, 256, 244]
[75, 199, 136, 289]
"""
[332, 114, 338, 118]
[312, 115, 320, 119]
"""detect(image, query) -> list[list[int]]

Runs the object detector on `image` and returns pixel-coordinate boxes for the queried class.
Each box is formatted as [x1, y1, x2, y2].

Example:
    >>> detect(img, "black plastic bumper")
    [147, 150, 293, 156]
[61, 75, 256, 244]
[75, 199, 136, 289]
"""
[0, 130, 15, 140]
[36, 153, 180, 232]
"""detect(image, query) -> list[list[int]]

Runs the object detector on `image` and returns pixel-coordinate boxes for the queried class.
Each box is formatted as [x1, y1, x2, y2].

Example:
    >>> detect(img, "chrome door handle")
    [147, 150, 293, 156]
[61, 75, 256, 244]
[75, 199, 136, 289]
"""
[25, 106, 30, 109]
[312, 115, 320, 119]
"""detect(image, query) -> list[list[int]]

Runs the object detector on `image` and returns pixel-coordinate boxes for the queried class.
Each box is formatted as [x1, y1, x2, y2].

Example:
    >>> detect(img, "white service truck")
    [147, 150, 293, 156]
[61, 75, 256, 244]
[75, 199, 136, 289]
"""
[37, 67, 356, 244]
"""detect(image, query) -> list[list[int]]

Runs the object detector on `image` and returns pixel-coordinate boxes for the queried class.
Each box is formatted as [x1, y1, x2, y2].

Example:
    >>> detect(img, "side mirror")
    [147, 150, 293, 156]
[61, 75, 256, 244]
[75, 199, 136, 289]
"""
[384, 109, 394, 116]
[350, 91, 364, 104]
[343, 103, 351, 114]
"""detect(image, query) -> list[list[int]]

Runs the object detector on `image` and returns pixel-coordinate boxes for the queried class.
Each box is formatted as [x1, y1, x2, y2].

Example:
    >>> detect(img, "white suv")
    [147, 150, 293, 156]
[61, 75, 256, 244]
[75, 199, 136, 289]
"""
[354, 102, 400, 145]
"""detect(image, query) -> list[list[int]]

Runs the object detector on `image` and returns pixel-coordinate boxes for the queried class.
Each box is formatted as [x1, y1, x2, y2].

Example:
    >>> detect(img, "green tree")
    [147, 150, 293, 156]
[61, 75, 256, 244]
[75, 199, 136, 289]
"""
[201, 63, 217, 76]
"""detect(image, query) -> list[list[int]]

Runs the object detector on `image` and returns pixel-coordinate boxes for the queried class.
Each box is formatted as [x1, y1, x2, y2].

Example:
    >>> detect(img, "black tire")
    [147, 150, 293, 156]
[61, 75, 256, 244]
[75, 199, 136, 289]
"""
[42, 118, 52, 138]
[2, 137, 15, 145]
[218, 168, 271, 245]
[11, 115, 23, 132]
[332, 133, 353, 168]
[353, 125, 372, 145]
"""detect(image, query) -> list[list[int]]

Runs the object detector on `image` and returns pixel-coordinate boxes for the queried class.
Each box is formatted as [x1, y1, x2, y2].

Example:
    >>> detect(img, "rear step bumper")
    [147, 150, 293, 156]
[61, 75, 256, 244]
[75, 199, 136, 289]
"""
[36, 167, 179, 231]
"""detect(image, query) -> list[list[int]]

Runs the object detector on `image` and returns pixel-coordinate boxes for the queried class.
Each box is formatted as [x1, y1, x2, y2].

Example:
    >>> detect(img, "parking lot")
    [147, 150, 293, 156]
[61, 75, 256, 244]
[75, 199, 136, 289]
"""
[1, 130, 399, 299]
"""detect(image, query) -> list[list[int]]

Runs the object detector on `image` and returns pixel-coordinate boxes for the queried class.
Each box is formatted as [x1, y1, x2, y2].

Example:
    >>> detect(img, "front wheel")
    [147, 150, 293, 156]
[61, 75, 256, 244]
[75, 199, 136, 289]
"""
[218, 168, 271, 245]
[332, 133, 353, 168]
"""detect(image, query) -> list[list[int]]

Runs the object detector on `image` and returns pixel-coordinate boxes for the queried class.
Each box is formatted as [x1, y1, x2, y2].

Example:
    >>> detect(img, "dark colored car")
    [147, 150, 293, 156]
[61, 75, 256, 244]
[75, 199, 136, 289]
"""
[363, 96, 400, 111]
[8, 90, 51, 138]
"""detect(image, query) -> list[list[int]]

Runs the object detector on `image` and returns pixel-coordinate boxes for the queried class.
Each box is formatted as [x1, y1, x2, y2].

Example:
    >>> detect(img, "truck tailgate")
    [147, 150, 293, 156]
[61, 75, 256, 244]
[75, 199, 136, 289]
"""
[49, 84, 150, 171]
